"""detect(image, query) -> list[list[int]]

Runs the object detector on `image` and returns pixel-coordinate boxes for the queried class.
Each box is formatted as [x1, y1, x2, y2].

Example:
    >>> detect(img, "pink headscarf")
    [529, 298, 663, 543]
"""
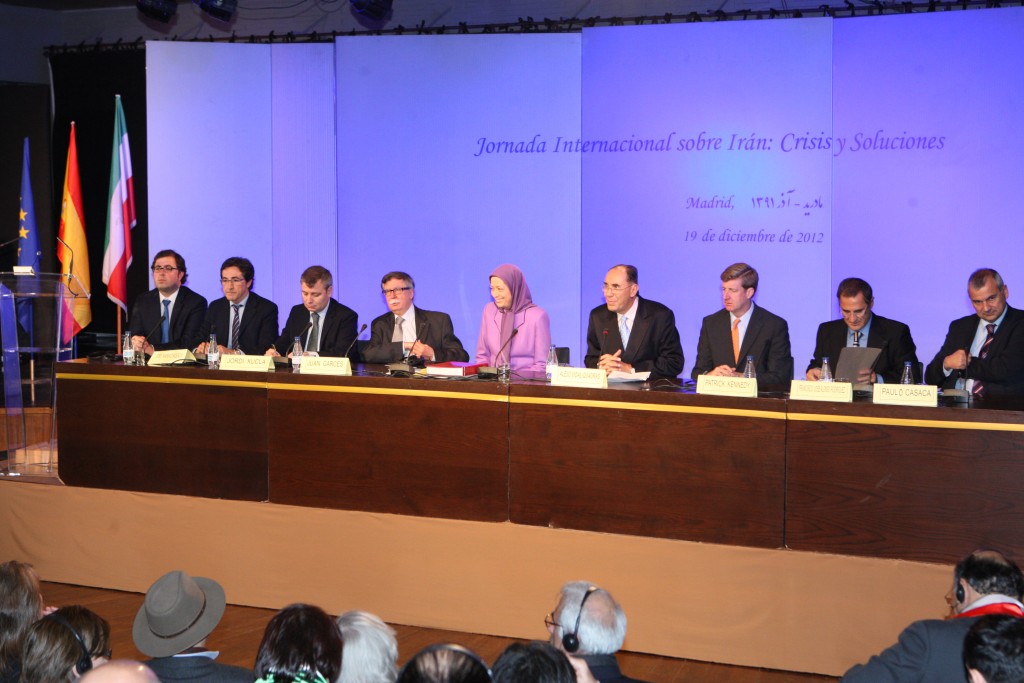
[490, 264, 535, 365]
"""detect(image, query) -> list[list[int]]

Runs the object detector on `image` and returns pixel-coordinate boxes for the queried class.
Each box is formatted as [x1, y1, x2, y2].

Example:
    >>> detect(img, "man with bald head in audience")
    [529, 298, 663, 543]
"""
[841, 549, 1024, 683]
[546, 581, 651, 683]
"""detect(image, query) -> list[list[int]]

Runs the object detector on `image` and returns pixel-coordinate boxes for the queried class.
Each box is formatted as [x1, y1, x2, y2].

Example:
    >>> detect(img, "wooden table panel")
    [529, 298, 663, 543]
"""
[509, 384, 787, 546]
[267, 373, 509, 521]
[56, 361, 268, 500]
[786, 399, 1024, 564]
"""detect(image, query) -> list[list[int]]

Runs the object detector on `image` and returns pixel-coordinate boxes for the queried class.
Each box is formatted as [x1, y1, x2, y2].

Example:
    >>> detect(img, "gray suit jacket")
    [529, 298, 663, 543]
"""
[840, 617, 977, 683]
[145, 655, 254, 683]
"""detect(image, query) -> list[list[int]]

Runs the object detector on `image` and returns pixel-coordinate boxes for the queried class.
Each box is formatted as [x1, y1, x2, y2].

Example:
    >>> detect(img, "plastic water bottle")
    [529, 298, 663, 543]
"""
[122, 332, 135, 365]
[546, 344, 559, 380]
[743, 355, 756, 379]
[207, 333, 220, 369]
[820, 357, 833, 382]
[900, 361, 914, 384]
[291, 336, 304, 372]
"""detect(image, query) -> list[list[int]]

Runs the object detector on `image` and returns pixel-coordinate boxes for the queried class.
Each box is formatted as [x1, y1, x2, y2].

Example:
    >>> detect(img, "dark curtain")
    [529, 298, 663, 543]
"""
[49, 47, 148, 348]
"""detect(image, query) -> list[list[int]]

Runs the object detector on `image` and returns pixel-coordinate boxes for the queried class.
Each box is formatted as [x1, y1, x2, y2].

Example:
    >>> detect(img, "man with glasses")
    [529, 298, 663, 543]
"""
[196, 257, 278, 356]
[926, 268, 1024, 397]
[362, 271, 469, 364]
[266, 265, 359, 358]
[584, 264, 683, 379]
[129, 249, 207, 355]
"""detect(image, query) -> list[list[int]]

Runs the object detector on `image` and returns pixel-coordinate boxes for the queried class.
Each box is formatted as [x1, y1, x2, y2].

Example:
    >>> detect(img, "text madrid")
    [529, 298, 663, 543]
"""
[473, 131, 946, 157]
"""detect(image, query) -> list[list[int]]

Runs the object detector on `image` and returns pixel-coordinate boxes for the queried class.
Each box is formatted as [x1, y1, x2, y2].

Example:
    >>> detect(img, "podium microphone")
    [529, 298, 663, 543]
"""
[344, 323, 368, 359]
[479, 327, 520, 377]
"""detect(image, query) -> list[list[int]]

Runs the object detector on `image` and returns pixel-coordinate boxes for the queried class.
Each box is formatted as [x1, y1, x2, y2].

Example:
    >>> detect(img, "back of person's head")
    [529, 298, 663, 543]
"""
[396, 644, 491, 683]
[255, 603, 343, 683]
[79, 661, 159, 683]
[554, 582, 626, 656]
[492, 642, 574, 683]
[22, 606, 110, 683]
[955, 550, 1024, 602]
[0, 561, 44, 675]
[964, 615, 1024, 683]
[336, 610, 398, 683]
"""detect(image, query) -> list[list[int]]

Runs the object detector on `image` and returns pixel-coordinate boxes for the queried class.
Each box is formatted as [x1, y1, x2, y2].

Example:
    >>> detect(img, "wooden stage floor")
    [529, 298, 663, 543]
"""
[42, 581, 837, 683]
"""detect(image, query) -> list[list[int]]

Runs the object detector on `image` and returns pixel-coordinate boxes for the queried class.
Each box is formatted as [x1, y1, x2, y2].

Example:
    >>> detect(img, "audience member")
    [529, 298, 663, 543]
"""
[492, 642, 574, 683]
[133, 570, 252, 683]
[362, 271, 468, 364]
[475, 264, 551, 374]
[0, 560, 48, 683]
[267, 266, 359, 359]
[80, 662, 159, 683]
[21, 606, 110, 683]
[254, 604, 342, 683]
[336, 611, 397, 683]
[841, 549, 1024, 683]
[691, 262, 793, 387]
[129, 249, 208, 355]
[546, 582, 650, 683]
[964, 615, 1024, 683]
[584, 264, 683, 379]
[396, 645, 491, 683]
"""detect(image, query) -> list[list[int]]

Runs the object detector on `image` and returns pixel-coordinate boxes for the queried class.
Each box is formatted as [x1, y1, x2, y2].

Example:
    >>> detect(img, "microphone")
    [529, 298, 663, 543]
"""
[344, 323, 368, 359]
[139, 314, 166, 354]
[410, 320, 432, 362]
[56, 235, 77, 293]
[601, 328, 609, 356]
[479, 327, 520, 378]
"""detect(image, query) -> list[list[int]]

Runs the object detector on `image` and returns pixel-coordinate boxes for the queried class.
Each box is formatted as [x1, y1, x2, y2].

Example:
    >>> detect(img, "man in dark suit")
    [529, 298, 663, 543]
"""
[584, 264, 683, 379]
[806, 277, 919, 384]
[134, 570, 253, 683]
[266, 265, 359, 358]
[196, 257, 278, 357]
[841, 550, 1024, 683]
[361, 271, 468, 364]
[691, 262, 793, 387]
[128, 249, 207, 354]
[547, 582, 652, 683]
[925, 268, 1024, 398]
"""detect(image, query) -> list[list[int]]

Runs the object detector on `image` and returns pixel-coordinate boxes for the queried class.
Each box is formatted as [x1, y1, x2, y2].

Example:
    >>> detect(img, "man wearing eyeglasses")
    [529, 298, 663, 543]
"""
[128, 249, 207, 355]
[361, 271, 469, 364]
[267, 265, 359, 358]
[584, 264, 683, 379]
[925, 268, 1024, 397]
[196, 257, 278, 356]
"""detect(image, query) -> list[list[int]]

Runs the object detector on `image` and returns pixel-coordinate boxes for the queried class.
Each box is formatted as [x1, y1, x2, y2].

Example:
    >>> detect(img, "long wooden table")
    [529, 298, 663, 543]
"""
[56, 360, 1024, 564]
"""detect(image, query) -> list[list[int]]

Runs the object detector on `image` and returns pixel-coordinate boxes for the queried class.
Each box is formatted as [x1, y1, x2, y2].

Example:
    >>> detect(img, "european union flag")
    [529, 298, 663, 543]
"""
[18, 137, 40, 334]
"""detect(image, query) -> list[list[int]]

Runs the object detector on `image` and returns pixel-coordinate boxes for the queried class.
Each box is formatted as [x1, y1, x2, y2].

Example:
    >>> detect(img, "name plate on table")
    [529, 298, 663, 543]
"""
[300, 356, 352, 376]
[696, 375, 757, 398]
[872, 383, 938, 407]
[219, 355, 275, 372]
[550, 366, 608, 389]
[790, 379, 853, 402]
[148, 349, 196, 366]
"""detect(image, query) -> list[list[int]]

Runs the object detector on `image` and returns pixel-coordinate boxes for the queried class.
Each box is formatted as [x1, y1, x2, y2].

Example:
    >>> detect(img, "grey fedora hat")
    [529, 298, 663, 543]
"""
[133, 570, 227, 658]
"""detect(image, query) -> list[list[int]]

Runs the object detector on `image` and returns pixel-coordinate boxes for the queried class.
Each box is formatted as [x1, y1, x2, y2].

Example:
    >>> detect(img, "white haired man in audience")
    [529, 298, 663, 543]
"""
[337, 610, 398, 683]
[545, 581, 651, 683]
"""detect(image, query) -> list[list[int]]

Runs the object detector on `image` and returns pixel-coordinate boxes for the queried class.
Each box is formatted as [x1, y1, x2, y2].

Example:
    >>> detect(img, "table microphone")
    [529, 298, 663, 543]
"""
[344, 323, 368, 359]
[142, 314, 166, 346]
[601, 328, 609, 356]
[479, 327, 519, 378]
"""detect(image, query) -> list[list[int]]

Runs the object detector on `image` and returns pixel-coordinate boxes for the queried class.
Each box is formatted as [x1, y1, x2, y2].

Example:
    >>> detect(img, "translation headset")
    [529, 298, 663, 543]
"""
[562, 586, 598, 654]
[44, 613, 93, 675]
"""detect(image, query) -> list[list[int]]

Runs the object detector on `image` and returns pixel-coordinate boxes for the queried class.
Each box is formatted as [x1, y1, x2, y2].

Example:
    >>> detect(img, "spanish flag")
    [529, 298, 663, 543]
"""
[58, 123, 91, 343]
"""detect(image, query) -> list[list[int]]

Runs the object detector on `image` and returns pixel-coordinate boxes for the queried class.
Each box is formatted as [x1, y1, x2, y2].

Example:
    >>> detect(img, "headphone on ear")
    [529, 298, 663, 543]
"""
[561, 586, 597, 654]
[44, 613, 93, 675]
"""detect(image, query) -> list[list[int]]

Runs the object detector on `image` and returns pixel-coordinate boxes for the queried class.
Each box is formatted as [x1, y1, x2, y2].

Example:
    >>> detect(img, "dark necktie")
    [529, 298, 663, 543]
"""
[308, 312, 320, 353]
[972, 323, 996, 397]
[161, 300, 171, 344]
[230, 304, 242, 351]
[853, 331, 861, 347]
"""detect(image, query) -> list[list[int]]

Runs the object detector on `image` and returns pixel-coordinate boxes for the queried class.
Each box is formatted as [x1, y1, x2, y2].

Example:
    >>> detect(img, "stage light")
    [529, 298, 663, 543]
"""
[350, 0, 393, 21]
[137, 0, 177, 22]
[194, 0, 236, 22]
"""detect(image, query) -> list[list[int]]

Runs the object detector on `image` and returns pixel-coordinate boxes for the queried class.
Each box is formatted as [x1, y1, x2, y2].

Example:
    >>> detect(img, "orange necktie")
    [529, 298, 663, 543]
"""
[732, 318, 741, 365]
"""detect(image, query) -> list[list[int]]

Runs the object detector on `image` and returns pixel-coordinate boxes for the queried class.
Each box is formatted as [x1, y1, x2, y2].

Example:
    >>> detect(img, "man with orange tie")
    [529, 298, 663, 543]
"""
[925, 268, 1024, 397]
[691, 262, 793, 388]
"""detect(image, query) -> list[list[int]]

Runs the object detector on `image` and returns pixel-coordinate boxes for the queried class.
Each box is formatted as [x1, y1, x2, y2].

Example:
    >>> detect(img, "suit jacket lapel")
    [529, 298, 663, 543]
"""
[624, 299, 650, 358]
[737, 308, 763, 362]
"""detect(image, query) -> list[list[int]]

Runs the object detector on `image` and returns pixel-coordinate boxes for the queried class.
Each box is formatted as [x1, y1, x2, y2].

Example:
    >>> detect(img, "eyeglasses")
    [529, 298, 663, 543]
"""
[544, 613, 559, 630]
[602, 284, 627, 292]
[151, 265, 178, 273]
[221, 277, 246, 284]
[382, 287, 412, 297]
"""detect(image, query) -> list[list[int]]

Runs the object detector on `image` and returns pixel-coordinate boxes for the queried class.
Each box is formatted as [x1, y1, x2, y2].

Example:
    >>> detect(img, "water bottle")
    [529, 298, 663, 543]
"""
[900, 361, 914, 384]
[207, 333, 220, 370]
[546, 344, 559, 380]
[743, 355, 756, 379]
[122, 332, 135, 365]
[820, 357, 833, 382]
[291, 336, 304, 372]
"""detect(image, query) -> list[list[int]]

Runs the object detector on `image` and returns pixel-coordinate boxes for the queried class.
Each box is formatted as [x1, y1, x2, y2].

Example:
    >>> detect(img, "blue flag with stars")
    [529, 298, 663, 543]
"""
[18, 137, 40, 333]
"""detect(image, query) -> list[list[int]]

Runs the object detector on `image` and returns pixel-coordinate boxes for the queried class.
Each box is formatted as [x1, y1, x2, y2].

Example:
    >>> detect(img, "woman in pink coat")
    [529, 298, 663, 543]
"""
[475, 264, 551, 374]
